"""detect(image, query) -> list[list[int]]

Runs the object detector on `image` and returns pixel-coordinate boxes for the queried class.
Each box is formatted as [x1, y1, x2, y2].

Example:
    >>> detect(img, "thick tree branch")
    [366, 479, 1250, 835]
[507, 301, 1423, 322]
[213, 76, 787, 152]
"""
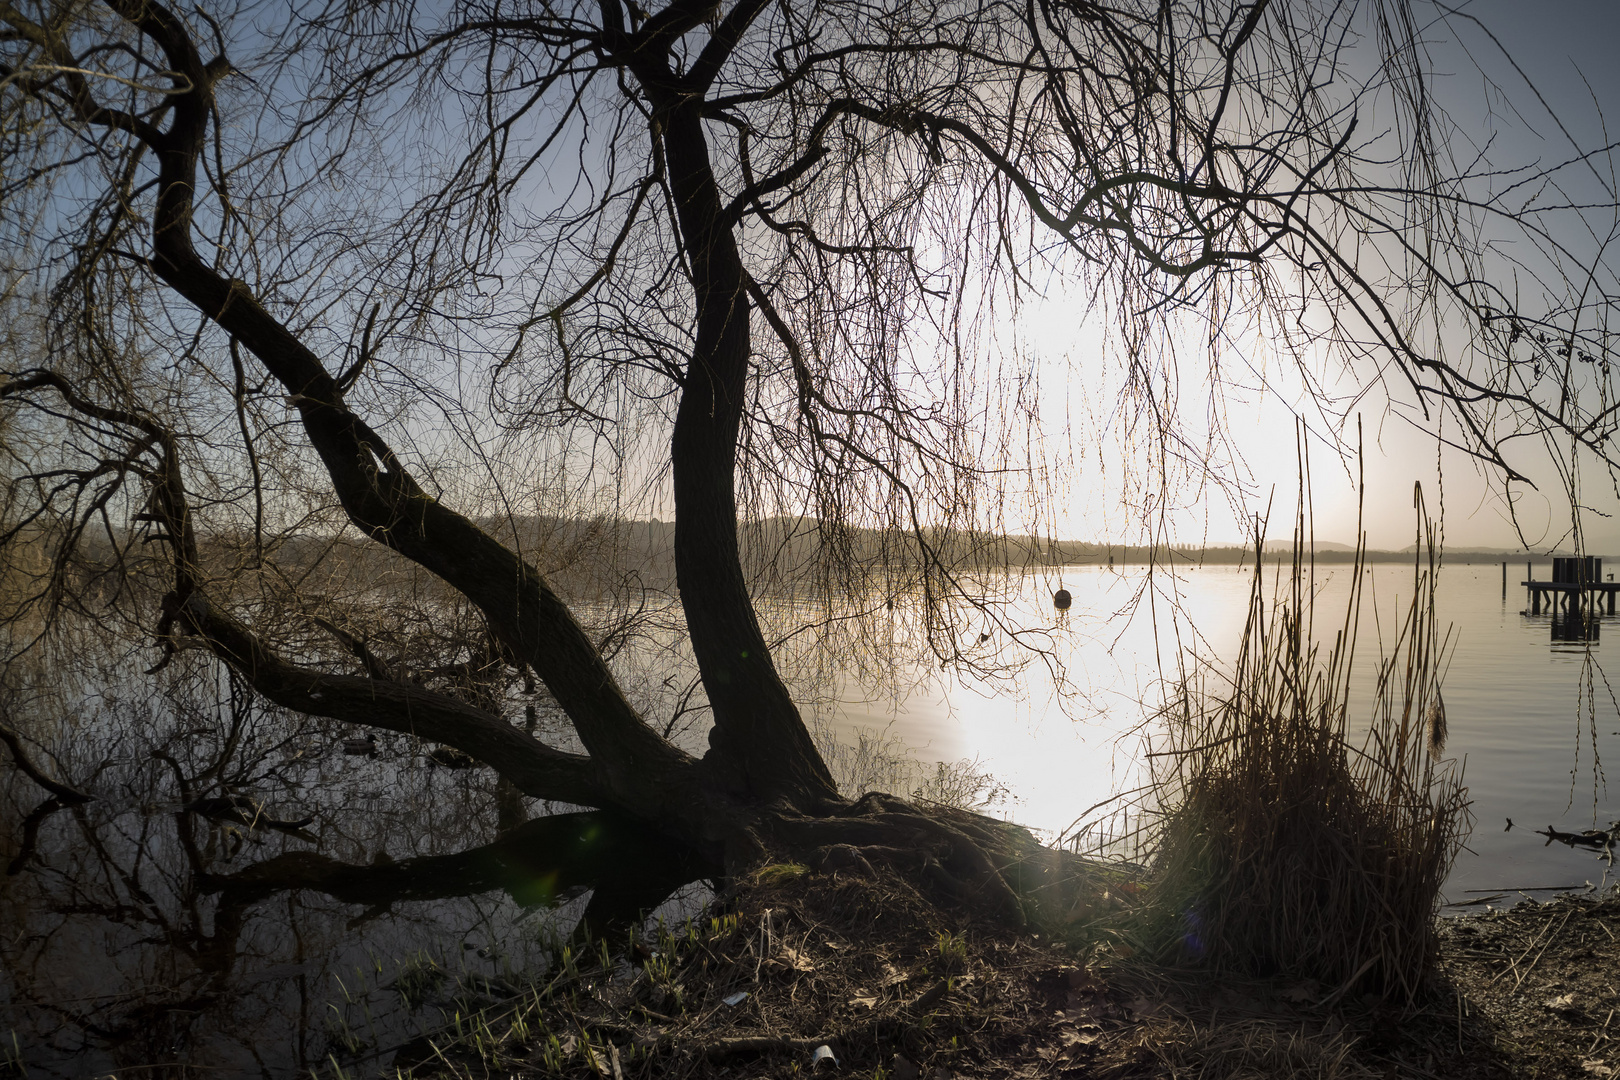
[174, 591, 613, 807]
[76, 0, 698, 804]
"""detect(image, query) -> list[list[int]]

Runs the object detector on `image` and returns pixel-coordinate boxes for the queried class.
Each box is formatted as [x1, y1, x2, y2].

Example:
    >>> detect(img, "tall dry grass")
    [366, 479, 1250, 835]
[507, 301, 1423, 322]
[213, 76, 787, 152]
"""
[1129, 508, 1468, 1001]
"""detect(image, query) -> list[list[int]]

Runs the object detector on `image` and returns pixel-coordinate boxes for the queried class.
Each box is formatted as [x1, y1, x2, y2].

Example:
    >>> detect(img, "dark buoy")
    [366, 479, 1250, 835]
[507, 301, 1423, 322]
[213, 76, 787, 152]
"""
[1053, 588, 1071, 609]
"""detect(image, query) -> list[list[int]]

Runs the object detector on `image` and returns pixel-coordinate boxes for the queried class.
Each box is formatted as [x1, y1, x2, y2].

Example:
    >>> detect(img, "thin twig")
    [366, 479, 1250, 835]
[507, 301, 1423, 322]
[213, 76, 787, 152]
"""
[1512, 908, 1576, 991]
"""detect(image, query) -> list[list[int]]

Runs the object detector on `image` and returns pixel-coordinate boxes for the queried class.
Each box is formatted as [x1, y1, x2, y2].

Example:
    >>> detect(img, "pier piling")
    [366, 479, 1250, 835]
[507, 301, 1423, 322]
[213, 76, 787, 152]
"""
[1523, 557, 1617, 624]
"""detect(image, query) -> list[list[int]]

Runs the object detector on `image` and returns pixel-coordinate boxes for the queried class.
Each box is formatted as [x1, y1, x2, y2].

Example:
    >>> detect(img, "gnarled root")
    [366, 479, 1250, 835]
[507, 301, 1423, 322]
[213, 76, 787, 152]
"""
[753, 792, 1053, 927]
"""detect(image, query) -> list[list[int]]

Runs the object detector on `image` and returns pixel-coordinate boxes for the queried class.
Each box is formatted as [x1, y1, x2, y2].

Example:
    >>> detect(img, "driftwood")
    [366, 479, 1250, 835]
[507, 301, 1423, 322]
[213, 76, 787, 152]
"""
[1537, 823, 1619, 862]
[6, 797, 71, 875]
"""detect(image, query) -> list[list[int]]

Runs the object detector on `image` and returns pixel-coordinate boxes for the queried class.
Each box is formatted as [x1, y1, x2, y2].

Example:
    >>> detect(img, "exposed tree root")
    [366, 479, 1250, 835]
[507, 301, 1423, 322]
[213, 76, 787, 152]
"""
[742, 791, 1098, 930]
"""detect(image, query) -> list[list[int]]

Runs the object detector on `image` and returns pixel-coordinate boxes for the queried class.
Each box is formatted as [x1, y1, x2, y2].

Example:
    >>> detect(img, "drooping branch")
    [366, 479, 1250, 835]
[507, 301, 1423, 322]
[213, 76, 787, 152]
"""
[29, 0, 699, 805]
[175, 590, 613, 807]
[1, 367, 613, 807]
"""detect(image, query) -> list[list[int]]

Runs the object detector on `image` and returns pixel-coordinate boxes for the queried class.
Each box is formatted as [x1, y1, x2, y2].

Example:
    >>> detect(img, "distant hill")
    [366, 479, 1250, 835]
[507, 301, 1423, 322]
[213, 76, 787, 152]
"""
[1399, 544, 1542, 556]
[1262, 539, 1357, 553]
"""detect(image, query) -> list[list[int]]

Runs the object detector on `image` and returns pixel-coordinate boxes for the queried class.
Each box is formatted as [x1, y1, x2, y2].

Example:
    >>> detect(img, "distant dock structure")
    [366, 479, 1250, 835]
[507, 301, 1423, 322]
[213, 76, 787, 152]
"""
[1522, 556, 1620, 616]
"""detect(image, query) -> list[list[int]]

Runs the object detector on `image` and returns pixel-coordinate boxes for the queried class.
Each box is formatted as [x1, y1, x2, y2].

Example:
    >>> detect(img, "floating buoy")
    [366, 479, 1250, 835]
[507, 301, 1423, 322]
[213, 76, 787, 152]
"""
[1053, 588, 1072, 609]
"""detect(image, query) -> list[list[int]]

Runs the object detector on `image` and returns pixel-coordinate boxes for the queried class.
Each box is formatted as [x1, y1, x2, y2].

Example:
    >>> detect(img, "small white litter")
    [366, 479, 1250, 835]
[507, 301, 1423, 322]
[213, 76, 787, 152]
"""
[721, 991, 749, 1006]
[811, 1045, 839, 1068]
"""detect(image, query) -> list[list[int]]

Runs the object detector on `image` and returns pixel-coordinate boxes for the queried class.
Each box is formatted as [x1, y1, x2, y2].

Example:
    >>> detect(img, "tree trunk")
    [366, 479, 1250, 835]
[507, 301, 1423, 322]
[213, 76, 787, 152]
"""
[9, 0, 1037, 927]
[660, 100, 840, 810]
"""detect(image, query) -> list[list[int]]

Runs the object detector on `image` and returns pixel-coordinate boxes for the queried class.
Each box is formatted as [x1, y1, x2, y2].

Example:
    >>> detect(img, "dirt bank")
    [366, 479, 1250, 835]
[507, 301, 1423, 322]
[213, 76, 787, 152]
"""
[391, 871, 1620, 1079]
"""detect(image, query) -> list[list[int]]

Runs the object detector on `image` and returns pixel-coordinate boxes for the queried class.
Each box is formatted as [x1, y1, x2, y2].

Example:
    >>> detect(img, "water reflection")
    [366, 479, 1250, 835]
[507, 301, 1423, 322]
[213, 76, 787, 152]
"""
[1551, 605, 1602, 644]
[0, 676, 710, 1079]
[205, 812, 709, 941]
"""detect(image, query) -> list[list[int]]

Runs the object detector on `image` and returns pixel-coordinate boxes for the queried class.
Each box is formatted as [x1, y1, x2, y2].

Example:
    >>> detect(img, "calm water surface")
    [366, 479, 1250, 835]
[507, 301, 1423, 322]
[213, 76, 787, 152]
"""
[4, 558, 1618, 1076]
[817, 562, 1620, 901]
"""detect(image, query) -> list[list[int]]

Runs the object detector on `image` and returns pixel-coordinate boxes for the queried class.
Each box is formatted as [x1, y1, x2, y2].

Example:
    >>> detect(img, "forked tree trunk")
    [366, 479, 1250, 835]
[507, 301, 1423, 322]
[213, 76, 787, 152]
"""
[18, 0, 1035, 926]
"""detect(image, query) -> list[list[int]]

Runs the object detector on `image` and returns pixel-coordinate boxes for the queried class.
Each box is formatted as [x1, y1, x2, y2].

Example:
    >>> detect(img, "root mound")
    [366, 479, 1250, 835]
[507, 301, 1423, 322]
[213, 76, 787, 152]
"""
[392, 858, 1131, 1079]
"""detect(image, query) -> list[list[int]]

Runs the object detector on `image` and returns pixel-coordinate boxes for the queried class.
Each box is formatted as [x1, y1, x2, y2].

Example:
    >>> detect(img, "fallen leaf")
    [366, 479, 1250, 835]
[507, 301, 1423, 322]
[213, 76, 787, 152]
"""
[1282, 982, 1318, 1004]
[851, 995, 879, 1009]
[780, 946, 815, 972]
[910, 980, 950, 1012]
[1058, 1028, 1100, 1048]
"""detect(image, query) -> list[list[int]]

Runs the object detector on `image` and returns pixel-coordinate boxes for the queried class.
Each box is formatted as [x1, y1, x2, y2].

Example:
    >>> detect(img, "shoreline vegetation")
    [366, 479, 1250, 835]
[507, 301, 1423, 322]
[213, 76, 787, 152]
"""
[0, 516, 1582, 1078]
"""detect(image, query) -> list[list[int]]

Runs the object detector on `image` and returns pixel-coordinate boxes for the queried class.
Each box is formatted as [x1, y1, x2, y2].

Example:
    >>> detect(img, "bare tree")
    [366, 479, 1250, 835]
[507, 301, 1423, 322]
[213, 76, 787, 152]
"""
[1, 0, 1613, 911]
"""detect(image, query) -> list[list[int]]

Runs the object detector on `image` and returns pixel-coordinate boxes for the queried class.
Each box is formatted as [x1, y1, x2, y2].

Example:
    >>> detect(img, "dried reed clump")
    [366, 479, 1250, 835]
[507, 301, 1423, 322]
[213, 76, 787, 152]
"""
[1132, 532, 1468, 1002]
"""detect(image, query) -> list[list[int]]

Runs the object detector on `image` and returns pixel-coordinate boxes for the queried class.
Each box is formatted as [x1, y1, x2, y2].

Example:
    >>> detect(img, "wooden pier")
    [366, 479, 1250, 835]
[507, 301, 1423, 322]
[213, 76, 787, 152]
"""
[1523, 556, 1620, 616]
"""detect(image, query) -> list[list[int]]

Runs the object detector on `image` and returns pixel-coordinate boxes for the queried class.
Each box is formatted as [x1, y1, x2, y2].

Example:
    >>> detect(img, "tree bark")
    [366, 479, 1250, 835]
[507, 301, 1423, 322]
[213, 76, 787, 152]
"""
[658, 97, 841, 812]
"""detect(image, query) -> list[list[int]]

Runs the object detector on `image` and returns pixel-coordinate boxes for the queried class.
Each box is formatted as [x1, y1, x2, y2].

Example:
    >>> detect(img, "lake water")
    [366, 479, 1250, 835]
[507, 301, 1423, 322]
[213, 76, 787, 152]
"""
[5, 558, 1620, 1075]
[815, 561, 1620, 903]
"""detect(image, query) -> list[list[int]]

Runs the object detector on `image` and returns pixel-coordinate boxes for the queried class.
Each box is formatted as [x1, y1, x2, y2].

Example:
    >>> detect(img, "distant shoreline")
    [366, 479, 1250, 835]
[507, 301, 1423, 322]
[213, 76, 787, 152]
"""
[1029, 546, 1584, 567]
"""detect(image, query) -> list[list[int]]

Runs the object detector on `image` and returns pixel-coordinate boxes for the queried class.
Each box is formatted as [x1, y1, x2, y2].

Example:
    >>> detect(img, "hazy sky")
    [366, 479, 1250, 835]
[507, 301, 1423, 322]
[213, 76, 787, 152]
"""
[1033, 1, 1620, 553]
